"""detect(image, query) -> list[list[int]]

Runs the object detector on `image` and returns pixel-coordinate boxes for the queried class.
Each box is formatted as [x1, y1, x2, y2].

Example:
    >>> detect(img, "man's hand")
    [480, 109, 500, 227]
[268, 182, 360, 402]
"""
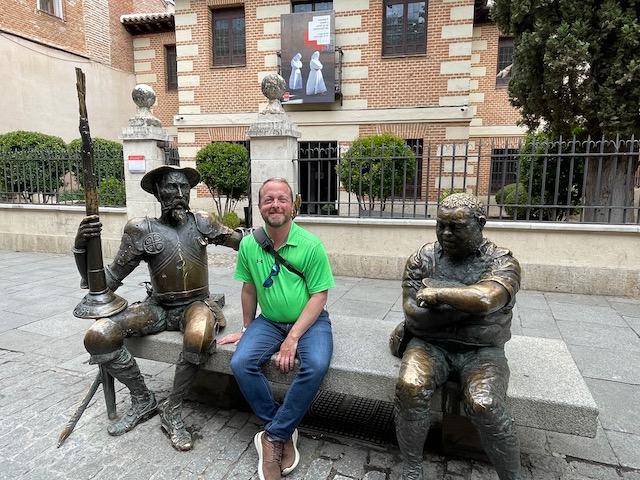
[416, 287, 440, 308]
[275, 335, 298, 374]
[217, 332, 243, 346]
[75, 215, 102, 250]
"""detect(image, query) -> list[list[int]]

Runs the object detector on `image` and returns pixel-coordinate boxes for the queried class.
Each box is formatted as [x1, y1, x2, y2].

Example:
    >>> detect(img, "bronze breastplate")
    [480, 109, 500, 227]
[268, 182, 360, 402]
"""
[145, 218, 209, 306]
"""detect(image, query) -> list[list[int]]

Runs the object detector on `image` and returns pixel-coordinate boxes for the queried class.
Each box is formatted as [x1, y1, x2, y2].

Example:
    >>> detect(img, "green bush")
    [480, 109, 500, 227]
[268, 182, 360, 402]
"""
[221, 211, 241, 229]
[494, 183, 531, 219]
[196, 142, 249, 217]
[99, 176, 126, 206]
[0, 130, 66, 152]
[336, 134, 416, 212]
[0, 131, 68, 201]
[517, 133, 584, 220]
[67, 138, 124, 184]
[57, 189, 86, 204]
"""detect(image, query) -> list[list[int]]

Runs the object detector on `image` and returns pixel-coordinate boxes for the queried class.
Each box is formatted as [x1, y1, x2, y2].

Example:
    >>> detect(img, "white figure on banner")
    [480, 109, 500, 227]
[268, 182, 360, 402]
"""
[289, 53, 303, 90]
[306, 51, 327, 96]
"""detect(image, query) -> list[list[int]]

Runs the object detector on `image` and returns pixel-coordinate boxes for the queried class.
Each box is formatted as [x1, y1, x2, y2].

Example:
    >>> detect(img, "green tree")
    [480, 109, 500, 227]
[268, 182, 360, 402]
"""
[0, 131, 68, 202]
[492, 0, 640, 222]
[336, 134, 416, 213]
[196, 142, 249, 217]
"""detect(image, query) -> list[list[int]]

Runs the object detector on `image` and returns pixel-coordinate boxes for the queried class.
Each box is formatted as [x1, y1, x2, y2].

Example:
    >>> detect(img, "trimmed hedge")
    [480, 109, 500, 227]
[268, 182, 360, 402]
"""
[196, 142, 249, 217]
[336, 133, 416, 212]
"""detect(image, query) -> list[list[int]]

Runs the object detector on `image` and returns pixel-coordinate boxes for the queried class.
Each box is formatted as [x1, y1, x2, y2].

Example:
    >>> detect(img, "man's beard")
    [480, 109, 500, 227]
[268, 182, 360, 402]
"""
[161, 201, 190, 225]
[264, 211, 289, 228]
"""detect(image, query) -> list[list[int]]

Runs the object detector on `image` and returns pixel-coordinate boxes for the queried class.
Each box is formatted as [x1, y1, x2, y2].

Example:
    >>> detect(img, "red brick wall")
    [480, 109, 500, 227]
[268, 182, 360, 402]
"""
[182, 0, 270, 113]
[176, 0, 476, 113]
[132, 0, 167, 13]
[133, 31, 179, 126]
[472, 22, 520, 127]
[362, 0, 473, 109]
[1, 0, 137, 72]
[109, 0, 135, 72]
[1, 0, 87, 56]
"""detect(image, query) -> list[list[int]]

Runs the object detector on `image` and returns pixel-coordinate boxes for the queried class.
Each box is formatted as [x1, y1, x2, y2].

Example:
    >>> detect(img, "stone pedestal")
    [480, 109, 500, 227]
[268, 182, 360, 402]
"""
[120, 85, 169, 219]
[247, 74, 300, 226]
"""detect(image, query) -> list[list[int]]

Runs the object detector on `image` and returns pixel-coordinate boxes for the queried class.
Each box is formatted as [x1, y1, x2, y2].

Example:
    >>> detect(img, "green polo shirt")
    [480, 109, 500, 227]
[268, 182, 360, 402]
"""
[234, 222, 334, 323]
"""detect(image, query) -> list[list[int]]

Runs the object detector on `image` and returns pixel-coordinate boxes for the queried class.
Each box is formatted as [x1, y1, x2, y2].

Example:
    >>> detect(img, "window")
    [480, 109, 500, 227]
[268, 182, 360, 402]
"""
[383, 1, 426, 56]
[38, 0, 63, 18]
[496, 37, 514, 87]
[490, 148, 519, 193]
[165, 45, 178, 90]
[298, 142, 338, 215]
[211, 7, 246, 66]
[404, 139, 423, 198]
[292, 1, 333, 12]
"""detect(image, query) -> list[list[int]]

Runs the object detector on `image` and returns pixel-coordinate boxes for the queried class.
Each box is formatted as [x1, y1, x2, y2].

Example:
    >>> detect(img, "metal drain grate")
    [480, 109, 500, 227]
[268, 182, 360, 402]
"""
[299, 390, 397, 445]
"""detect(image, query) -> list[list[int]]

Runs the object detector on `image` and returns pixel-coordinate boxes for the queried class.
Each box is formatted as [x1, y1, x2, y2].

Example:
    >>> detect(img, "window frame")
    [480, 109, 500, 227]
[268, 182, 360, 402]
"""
[37, 0, 64, 19]
[165, 45, 178, 91]
[496, 37, 514, 88]
[291, 1, 334, 12]
[210, 6, 246, 68]
[382, 0, 427, 57]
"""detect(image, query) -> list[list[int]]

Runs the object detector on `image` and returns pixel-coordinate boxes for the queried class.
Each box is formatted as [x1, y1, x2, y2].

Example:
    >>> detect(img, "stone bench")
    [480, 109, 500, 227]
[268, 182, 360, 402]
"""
[125, 306, 599, 440]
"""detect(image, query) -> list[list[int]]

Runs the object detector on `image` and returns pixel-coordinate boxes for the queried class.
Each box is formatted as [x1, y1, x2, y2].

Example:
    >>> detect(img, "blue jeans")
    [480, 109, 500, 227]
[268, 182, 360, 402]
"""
[230, 311, 333, 441]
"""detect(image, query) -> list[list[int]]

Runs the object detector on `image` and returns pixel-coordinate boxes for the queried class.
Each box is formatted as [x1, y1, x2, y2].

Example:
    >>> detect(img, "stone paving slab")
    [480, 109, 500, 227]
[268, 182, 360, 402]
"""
[568, 345, 640, 385]
[1, 249, 639, 479]
[585, 379, 640, 435]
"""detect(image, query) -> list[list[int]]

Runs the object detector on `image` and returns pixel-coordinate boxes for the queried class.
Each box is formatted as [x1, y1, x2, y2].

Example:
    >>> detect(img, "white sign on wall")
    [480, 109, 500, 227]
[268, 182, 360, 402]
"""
[128, 155, 145, 173]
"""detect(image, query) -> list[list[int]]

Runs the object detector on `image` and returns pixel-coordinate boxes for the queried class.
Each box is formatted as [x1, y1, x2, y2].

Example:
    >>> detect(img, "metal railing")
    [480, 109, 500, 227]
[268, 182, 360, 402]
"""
[162, 141, 180, 166]
[0, 148, 126, 207]
[294, 136, 640, 224]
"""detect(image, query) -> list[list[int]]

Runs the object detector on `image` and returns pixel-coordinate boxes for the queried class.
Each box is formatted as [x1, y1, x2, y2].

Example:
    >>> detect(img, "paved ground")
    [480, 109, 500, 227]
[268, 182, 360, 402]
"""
[0, 248, 639, 480]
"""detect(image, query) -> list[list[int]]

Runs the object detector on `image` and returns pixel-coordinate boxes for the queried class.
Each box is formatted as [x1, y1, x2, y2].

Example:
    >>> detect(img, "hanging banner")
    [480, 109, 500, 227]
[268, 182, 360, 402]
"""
[280, 11, 335, 104]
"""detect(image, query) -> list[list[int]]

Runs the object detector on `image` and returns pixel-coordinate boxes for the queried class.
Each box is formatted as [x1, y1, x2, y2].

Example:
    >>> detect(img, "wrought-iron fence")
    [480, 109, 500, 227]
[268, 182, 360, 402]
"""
[295, 136, 640, 224]
[0, 147, 126, 207]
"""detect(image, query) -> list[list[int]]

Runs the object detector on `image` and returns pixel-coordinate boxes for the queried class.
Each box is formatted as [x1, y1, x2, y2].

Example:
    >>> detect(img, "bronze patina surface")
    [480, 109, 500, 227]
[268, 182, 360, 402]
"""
[71, 167, 243, 451]
[392, 193, 523, 480]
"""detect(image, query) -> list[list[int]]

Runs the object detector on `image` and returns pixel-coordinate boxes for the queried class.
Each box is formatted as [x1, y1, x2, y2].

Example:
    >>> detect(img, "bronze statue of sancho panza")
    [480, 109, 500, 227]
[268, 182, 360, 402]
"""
[73, 165, 243, 451]
[391, 193, 523, 480]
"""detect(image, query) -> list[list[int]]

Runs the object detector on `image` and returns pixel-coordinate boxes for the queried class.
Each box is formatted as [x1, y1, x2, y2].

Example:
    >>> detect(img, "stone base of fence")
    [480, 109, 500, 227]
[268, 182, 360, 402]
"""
[296, 217, 640, 298]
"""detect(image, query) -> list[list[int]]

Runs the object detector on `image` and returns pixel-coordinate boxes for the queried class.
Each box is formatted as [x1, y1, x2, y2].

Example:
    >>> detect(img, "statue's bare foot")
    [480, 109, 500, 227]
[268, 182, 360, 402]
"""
[107, 391, 157, 436]
[159, 399, 193, 451]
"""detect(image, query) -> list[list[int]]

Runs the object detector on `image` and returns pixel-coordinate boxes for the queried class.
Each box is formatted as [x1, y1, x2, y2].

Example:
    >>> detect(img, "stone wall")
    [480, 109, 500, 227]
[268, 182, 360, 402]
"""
[0, 205, 127, 259]
[1, 204, 637, 297]
[296, 217, 640, 298]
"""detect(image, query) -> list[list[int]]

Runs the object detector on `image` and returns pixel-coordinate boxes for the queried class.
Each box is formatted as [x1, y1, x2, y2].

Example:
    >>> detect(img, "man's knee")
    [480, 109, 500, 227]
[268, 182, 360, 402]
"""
[182, 302, 215, 364]
[300, 353, 330, 379]
[229, 347, 257, 376]
[84, 318, 125, 364]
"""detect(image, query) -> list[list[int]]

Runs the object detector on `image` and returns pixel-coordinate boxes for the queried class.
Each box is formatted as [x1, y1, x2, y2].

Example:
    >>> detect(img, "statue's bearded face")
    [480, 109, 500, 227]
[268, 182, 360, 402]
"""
[436, 206, 485, 258]
[157, 171, 191, 224]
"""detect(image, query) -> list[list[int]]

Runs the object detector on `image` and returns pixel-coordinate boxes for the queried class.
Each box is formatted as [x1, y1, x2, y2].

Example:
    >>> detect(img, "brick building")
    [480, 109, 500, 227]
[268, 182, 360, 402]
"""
[2, 0, 525, 203]
[0, 0, 169, 141]
[123, 0, 525, 206]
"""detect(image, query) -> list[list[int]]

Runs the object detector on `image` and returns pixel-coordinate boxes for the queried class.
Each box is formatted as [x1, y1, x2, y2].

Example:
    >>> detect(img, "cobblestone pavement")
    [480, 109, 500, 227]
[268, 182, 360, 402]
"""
[0, 249, 639, 480]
